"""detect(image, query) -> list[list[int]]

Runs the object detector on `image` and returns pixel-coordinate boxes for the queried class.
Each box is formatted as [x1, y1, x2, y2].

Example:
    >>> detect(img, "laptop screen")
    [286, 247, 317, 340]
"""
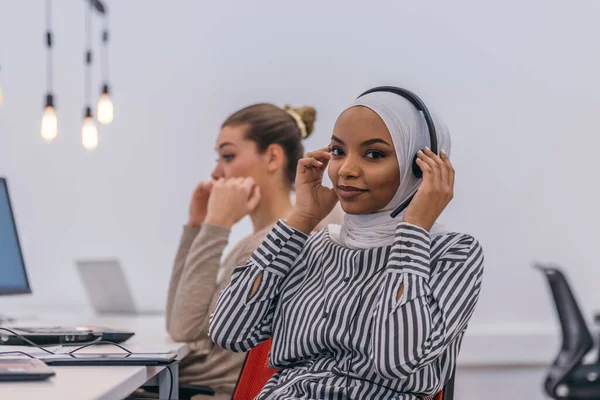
[0, 178, 31, 295]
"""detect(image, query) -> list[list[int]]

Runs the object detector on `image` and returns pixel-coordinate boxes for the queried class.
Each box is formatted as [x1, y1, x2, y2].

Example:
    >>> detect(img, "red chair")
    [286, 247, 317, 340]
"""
[233, 338, 278, 400]
[232, 338, 455, 400]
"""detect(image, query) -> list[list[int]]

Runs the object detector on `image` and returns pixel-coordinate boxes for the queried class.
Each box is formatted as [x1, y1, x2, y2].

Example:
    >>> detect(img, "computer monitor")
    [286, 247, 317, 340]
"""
[0, 177, 31, 296]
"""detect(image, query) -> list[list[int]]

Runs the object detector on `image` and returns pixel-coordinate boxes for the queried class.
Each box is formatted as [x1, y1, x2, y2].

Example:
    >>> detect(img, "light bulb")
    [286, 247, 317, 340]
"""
[97, 84, 113, 124]
[41, 106, 58, 142]
[82, 116, 98, 150]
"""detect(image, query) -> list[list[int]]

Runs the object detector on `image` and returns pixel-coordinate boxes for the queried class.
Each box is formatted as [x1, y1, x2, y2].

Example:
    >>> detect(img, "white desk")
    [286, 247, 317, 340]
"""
[0, 312, 190, 400]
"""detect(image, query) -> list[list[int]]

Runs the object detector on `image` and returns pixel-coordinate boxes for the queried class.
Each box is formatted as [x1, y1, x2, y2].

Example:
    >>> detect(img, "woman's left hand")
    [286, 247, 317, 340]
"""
[402, 148, 454, 232]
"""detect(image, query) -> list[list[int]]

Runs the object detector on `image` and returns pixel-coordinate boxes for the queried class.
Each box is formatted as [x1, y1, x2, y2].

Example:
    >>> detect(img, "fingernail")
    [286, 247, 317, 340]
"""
[418, 150, 424, 154]
[441, 149, 447, 155]
[425, 146, 431, 151]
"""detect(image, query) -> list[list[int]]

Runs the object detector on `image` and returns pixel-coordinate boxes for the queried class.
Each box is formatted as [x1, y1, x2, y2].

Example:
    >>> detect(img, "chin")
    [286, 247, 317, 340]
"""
[338, 200, 372, 215]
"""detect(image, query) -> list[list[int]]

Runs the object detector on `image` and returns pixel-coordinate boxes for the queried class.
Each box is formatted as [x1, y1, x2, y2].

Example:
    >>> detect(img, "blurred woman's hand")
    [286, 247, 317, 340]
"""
[187, 181, 214, 228]
[204, 178, 261, 230]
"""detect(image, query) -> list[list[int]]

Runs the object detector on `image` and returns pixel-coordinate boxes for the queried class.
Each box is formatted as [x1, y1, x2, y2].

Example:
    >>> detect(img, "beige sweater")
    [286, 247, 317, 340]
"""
[166, 223, 273, 397]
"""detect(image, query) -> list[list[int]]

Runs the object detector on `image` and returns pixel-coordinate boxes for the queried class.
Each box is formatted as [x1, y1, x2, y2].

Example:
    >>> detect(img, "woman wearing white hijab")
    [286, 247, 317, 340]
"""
[210, 90, 484, 399]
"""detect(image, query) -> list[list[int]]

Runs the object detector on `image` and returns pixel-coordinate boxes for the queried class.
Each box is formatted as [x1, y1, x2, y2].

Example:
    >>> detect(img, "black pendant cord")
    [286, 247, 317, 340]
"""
[84, 0, 93, 115]
[46, 0, 53, 95]
[44, 0, 55, 110]
[100, 13, 109, 88]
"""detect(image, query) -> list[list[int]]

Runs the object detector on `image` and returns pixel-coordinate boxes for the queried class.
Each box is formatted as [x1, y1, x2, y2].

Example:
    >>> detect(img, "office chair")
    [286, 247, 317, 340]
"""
[232, 338, 454, 400]
[232, 338, 277, 399]
[536, 264, 600, 399]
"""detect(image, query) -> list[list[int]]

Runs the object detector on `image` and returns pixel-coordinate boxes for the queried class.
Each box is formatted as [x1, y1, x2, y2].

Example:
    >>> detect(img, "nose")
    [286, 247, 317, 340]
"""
[211, 162, 224, 180]
[338, 153, 360, 180]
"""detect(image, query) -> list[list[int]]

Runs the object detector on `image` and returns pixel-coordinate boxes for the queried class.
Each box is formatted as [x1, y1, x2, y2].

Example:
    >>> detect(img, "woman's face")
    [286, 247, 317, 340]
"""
[211, 125, 270, 187]
[328, 106, 401, 215]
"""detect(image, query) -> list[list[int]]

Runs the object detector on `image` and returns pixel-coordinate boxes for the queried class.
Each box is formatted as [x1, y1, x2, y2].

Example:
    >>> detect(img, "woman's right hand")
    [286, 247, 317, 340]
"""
[287, 148, 339, 234]
[187, 181, 214, 228]
[204, 177, 261, 229]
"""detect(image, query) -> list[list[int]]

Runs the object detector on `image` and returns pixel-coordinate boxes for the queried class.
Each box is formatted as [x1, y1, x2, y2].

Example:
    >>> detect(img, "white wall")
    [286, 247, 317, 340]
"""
[2, 0, 600, 363]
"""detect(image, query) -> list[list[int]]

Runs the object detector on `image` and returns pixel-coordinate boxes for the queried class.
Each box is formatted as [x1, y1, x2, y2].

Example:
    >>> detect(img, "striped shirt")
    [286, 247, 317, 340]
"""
[209, 220, 484, 399]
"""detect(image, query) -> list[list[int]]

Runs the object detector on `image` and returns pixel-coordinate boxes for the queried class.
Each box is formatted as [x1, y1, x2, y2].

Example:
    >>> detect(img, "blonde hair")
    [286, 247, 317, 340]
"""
[222, 103, 317, 185]
[284, 105, 316, 139]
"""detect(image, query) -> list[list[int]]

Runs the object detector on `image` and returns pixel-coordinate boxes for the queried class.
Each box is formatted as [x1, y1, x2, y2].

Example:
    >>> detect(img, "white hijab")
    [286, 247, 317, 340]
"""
[328, 91, 452, 250]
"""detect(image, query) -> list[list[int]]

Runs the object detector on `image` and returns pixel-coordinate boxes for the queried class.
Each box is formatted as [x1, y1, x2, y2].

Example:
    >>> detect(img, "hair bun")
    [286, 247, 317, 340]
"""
[284, 105, 317, 140]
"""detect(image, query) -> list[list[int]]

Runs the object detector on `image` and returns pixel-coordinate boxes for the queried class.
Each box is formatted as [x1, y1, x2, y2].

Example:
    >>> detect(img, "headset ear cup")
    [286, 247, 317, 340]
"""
[412, 153, 423, 178]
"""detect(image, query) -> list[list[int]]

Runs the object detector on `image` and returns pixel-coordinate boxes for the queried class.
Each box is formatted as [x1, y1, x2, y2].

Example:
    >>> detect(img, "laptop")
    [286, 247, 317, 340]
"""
[0, 327, 100, 346]
[6, 326, 134, 345]
[0, 358, 55, 381]
[38, 352, 176, 366]
[76, 258, 162, 315]
[2, 259, 140, 346]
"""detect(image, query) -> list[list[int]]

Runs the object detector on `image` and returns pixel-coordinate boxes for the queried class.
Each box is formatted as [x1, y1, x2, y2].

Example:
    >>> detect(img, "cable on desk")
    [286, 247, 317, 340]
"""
[0, 328, 56, 354]
[67, 341, 132, 355]
[0, 328, 135, 358]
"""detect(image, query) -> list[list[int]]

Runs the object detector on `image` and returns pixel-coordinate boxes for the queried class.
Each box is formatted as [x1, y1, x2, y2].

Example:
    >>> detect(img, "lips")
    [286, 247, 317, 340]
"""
[337, 185, 368, 200]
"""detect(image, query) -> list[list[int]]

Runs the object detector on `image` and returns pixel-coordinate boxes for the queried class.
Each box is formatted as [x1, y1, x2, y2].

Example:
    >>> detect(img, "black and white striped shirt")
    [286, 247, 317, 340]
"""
[209, 220, 484, 399]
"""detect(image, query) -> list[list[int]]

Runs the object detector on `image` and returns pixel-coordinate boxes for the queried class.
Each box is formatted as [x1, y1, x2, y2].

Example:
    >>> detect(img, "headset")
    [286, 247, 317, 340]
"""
[357, 86, 438, 218]
[342, 86, 439, 395]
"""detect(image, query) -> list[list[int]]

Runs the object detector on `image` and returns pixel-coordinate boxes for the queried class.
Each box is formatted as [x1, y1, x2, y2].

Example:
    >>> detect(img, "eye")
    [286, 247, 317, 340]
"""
[329, 146, 344, 157]
[221, 154, 235, 162]
[365, 150, 385, 160]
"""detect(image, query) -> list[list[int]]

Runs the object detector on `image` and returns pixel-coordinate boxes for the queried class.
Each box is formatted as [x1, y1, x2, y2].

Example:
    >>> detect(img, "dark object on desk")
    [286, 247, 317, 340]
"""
[39, 352, 176, 366]
[536, 264, 600, 399]
[0, 358, 55, 382]
[8, 326, 134, 344]
[0, 327, 100, 346]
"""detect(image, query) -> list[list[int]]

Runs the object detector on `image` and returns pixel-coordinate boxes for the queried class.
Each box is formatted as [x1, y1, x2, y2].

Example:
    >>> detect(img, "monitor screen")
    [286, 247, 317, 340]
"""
[0, 178, 31, 295]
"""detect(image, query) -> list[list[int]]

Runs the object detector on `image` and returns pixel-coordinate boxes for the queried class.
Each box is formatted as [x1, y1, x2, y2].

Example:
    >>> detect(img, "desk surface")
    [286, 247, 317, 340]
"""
[0, 312, 189, 400]
[2, 365, 151, 400]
